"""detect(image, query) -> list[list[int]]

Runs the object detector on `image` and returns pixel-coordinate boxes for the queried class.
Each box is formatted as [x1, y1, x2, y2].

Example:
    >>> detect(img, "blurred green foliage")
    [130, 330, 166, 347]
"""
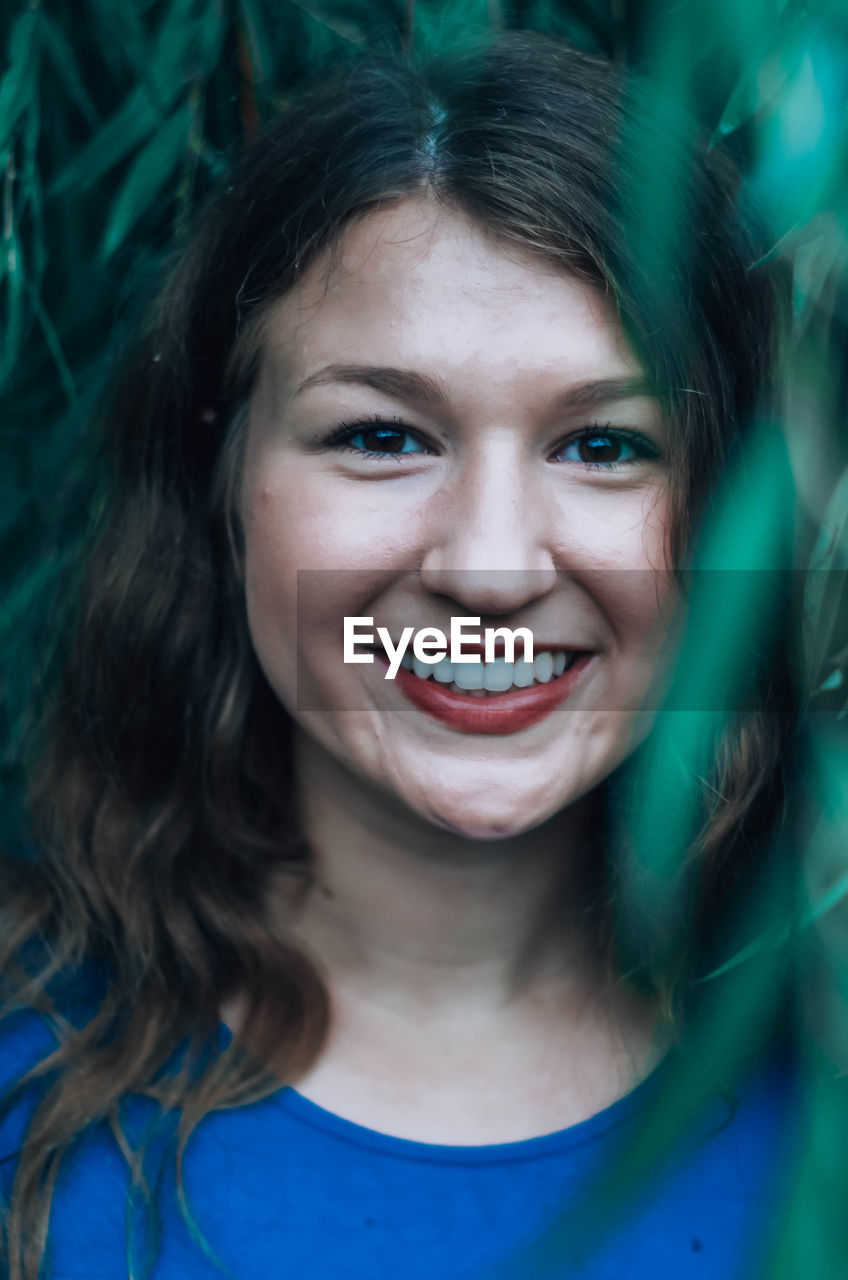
[2, 0, 848, 1276]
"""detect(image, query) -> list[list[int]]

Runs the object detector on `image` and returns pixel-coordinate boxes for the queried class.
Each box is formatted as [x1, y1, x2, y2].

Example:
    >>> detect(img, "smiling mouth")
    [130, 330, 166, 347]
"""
[395, 649, 579, 696]
[372, 647, 594, 735]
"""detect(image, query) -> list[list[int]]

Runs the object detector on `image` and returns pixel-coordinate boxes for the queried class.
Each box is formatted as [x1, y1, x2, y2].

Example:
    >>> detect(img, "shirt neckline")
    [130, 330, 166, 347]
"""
[217, 1022, 676, 1166]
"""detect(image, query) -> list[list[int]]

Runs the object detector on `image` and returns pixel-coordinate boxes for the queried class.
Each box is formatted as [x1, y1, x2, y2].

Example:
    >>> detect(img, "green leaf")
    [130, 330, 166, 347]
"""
[517, 0, 609, 51]
[0, 484, 31, 544]
[746, 37, 848, 249]
[190, 0, 228, 80]
[0, 551, 64, 642]
[101, 106, 191, 260]
[150, 0, 223, 97]
[0, 222, 26, 388]
[50, 0, 227, 198]
[26, 280, 78, 409]
[0, 10, 40, 155]
[791, 213, 847, 327]
[40, 14, 99, 128]
[49, 87, 159, 196]
[286, 0, 367, 47]
[751, 208, 839, 268]
[709, 0, 810, 146]
[88, 0, 153, 80]
[237, 0, 276, 85]
[411, 0, 494, 55]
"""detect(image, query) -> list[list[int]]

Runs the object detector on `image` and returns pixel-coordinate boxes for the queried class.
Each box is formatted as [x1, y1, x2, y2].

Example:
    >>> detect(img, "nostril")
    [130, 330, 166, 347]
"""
[417, 565, 559, 616]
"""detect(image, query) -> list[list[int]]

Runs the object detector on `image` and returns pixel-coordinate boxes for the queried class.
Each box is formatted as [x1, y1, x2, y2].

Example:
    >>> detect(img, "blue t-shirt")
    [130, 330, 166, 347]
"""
[0, 1010, 799, 1280]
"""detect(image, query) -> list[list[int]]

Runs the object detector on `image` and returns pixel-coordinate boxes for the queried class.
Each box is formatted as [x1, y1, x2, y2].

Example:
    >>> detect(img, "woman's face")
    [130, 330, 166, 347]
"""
[240, 198, 678, 839]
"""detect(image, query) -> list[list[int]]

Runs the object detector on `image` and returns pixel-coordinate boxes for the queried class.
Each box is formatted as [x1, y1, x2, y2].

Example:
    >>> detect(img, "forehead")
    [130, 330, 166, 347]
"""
[257, 197, 646, 395]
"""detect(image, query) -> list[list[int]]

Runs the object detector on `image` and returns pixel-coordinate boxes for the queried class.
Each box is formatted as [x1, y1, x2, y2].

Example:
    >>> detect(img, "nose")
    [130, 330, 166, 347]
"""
[418, 448, 558, 615]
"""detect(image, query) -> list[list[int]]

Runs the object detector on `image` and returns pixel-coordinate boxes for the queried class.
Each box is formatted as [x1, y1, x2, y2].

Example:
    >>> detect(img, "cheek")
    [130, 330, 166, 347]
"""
[240, 465, 416, 705]
[551, 481, 672, 570]
[560, 488, 678, 681]
[612, 488, 673, 573]
[241, 475, 311, 702]
[638, 486, 675, 573]
[245, 460, 425, 575]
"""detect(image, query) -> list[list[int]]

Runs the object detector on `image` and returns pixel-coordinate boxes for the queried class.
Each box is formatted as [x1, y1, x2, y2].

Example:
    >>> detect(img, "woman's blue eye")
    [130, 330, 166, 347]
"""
[328, 420, 429, 458]
[556, 427, 656, 468]
[351, 427, 424, 455]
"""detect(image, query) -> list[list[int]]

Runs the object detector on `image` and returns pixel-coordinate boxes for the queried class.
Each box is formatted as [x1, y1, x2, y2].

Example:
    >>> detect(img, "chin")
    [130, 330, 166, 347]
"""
[424, 808, 545, 842]
[405, 780, 577, 843]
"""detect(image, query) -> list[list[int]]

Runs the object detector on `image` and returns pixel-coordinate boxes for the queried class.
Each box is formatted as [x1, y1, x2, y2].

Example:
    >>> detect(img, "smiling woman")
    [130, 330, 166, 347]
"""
[0, 31, 797, 1280]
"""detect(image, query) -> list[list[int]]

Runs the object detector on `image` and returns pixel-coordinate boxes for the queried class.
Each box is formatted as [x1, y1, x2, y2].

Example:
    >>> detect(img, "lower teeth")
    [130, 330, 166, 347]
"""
[449, 685, 521, 697]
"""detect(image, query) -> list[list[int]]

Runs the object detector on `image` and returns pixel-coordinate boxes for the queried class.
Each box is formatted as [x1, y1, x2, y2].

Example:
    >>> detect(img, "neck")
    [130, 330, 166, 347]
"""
[284, 728, 608, 1012]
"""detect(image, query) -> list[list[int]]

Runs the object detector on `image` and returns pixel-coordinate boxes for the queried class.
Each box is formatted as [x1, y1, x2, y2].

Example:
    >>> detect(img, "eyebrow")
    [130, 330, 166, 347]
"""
[294, 364, 449, 407]
[293, 364, 657, 413]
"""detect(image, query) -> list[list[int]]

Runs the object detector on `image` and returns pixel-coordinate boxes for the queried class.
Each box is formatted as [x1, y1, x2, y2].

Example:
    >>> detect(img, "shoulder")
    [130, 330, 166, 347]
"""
[0, 957, 107, 1134]
[0, 999, 180, 1280]
[611, 1048, 803, 1279]
[693, 1048, 802, 1168]
[634, 1045, 802, 1194]
[0, 963, 143, 1278]
[0, 1005, 59, 1085]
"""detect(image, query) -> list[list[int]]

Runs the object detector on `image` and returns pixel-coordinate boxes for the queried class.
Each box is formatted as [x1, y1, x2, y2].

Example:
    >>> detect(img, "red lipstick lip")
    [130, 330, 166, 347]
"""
[376, 653, 594, 735]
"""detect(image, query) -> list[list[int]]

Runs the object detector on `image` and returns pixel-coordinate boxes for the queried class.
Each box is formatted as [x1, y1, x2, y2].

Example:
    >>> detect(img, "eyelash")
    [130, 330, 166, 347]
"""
[322, 415, 660, 469]
[323, 415, 423, 462]
[557, 424, 660, 470]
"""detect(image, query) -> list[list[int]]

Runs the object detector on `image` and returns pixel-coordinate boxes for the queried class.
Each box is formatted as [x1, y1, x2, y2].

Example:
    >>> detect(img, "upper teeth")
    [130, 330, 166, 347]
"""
[402, 650, 575, 692]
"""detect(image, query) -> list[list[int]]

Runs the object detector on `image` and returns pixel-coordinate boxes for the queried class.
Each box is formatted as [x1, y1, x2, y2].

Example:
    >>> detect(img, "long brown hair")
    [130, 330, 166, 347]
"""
[1, 32, 792, 1279]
